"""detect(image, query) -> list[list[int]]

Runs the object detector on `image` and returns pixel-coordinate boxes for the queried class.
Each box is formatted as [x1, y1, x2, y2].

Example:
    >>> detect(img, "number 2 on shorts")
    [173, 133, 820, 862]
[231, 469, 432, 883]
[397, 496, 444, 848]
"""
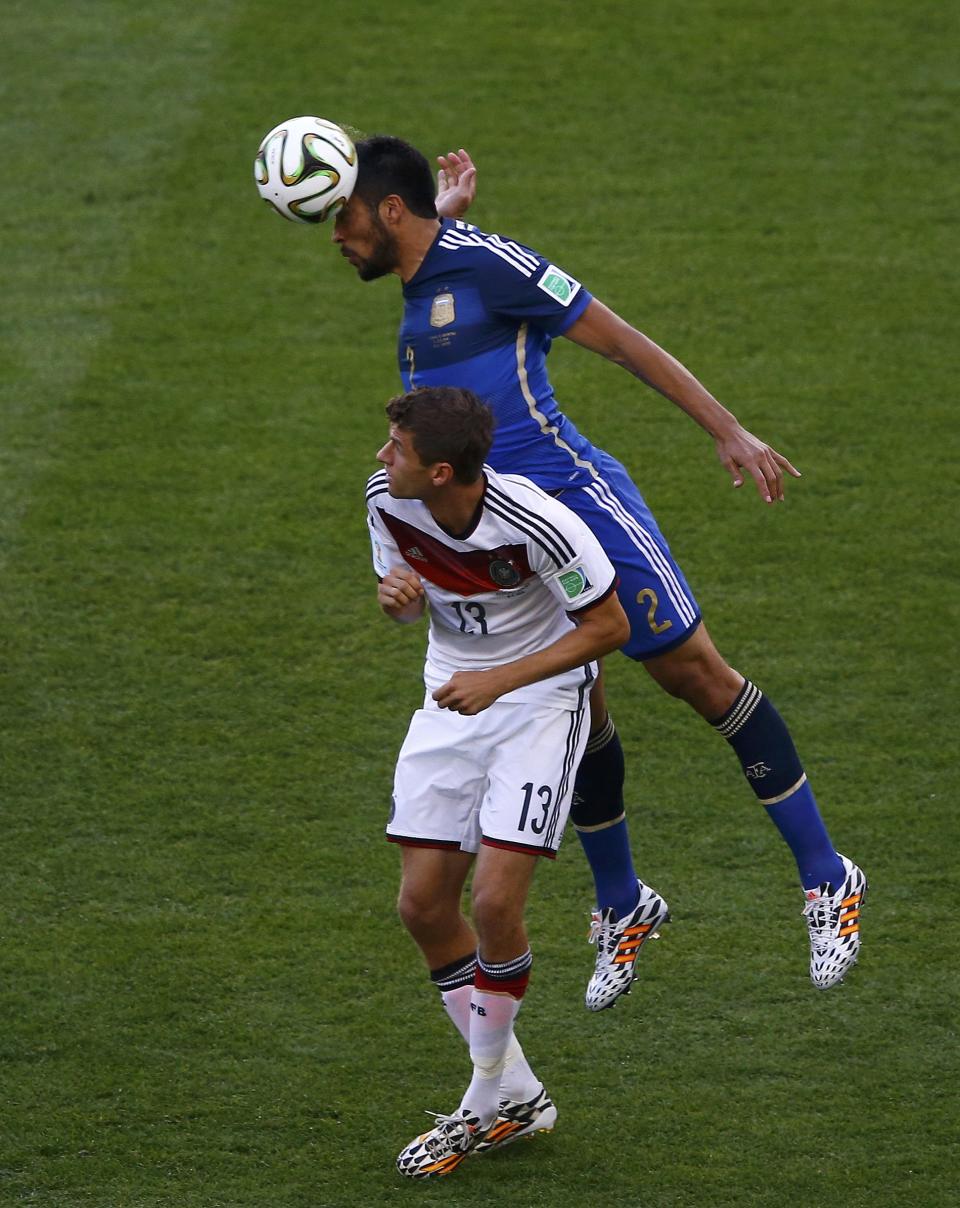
[637, 587, 673, 634]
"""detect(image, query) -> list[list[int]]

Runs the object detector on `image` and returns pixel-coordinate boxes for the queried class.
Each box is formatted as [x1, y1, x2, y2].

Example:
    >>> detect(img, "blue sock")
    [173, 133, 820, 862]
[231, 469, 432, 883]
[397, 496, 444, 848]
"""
[711, 680, 845, 890]
[572, 718, 640, 918]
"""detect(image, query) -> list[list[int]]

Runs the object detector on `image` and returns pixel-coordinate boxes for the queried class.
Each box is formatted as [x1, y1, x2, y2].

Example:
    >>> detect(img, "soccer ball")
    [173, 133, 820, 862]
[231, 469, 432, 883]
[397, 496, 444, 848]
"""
[254, 116, 358, 224]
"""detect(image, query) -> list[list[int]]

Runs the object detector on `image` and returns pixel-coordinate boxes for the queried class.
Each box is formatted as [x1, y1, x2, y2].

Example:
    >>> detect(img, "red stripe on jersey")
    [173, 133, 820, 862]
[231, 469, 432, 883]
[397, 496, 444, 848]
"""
[378, 510, 533, 597]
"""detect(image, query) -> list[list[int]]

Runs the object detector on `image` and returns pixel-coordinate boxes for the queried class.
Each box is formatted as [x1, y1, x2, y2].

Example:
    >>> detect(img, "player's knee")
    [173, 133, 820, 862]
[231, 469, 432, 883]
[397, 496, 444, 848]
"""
[397, 884, 451, 942]
[650, 650, 741, 717]
[471, 883, 522, 951]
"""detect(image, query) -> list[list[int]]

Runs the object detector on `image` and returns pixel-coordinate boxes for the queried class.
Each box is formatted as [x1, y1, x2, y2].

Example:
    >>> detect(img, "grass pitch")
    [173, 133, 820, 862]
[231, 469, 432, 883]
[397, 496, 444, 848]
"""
[2, 1, 957, 1204]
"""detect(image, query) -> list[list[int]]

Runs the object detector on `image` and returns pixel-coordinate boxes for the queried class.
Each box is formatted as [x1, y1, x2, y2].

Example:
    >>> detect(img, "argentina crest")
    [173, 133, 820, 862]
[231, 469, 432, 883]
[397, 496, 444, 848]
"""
[430, 291, 456, 327]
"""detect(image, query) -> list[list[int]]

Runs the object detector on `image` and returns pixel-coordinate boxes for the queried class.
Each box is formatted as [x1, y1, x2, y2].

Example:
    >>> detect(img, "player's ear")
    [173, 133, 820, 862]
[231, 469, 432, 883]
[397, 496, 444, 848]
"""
[378, 194, 406, 226]
[430, 461, 455, 488]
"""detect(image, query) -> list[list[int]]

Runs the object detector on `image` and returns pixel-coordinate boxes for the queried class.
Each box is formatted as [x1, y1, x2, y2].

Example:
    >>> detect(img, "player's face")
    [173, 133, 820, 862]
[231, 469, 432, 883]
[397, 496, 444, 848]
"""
[331, 195, 399, 281]
[377, 425, 434, 498]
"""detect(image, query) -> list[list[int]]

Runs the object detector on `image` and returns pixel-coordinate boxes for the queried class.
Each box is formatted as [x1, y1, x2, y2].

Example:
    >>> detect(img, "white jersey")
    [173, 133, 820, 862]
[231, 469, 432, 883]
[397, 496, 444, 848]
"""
[366, 466, 617, 708]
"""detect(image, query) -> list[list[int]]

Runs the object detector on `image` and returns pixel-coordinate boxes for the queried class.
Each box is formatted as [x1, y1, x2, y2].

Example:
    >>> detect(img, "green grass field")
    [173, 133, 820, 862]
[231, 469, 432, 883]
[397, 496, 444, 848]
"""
[2, 1, 957, 1204]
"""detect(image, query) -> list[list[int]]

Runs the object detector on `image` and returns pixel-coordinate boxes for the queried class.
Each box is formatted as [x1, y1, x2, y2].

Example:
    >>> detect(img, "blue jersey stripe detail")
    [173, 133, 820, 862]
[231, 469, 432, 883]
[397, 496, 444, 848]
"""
[584, 479, 698, 626]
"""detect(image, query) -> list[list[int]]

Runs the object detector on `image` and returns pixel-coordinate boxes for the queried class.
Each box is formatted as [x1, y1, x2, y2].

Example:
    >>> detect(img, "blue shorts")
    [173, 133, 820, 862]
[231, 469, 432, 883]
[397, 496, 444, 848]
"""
[556, 452, 701, 661]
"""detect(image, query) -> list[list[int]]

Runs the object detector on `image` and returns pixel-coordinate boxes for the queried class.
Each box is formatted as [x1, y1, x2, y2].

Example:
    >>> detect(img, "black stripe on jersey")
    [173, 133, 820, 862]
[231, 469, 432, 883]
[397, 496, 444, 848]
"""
[484, 482, 577, 567]
[483, 495, 566, 568]
[546, 675, 591, 850]
[485, 482, 577, 560]
[366, 469, 389, 503]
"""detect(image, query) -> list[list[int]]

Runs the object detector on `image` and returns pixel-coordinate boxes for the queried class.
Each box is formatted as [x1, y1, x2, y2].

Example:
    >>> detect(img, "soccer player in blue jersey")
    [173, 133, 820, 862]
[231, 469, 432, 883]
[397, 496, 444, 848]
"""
[331, 136, 866, 1001]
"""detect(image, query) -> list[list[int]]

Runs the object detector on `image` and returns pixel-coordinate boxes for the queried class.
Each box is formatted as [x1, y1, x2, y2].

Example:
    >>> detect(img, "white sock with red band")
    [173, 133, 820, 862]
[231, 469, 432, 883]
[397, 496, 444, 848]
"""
[432, 950, 541, 1112]
[461, 990, 522, 1127]
[459, 949, 533, 1127]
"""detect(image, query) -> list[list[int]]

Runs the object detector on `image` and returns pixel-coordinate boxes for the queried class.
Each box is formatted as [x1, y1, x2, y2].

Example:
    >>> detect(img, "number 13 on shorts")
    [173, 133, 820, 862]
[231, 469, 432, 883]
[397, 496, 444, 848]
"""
[387, 696, 590, 858]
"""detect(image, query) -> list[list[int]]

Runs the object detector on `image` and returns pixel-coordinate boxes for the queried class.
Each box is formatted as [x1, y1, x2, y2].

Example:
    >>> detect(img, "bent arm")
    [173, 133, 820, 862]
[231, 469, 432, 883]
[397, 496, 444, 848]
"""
[432, 591, 629, 714]
[378, 565, 426, 624]
[564, 299, 800, 502]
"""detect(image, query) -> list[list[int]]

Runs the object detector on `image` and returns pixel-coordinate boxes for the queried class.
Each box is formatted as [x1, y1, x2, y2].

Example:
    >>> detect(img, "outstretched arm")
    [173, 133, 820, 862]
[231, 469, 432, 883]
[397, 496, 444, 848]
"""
[432, 591, 629, 715]
[564, 299, 801, 504]
[435, 149, 477, 219]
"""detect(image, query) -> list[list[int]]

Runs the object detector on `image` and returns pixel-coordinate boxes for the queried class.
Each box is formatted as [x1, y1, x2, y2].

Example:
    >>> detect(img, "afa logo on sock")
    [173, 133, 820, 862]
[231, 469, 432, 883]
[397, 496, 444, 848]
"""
[745, 761, 772, 780]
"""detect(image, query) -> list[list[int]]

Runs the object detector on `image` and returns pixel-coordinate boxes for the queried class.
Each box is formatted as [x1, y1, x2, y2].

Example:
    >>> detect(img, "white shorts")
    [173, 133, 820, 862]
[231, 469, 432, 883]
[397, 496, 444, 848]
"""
[387, 691, 590, 858]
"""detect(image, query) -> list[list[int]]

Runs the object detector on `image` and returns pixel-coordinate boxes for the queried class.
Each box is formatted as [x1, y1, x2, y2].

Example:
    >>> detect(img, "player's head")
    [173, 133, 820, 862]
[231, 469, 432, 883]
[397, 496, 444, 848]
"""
[331, 136, 436, 281]
[378, 387, 494, 496]
[354, 136, 438, 219]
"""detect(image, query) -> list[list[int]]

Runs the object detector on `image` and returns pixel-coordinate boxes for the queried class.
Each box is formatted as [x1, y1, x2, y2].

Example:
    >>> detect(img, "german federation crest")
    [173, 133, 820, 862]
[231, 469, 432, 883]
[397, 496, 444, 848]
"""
[489, 558, 522, 588]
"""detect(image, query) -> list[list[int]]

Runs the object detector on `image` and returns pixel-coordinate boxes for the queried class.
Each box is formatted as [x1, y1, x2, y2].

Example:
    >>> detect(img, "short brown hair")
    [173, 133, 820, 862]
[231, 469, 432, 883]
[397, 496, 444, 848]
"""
[385, 387, 495, 483]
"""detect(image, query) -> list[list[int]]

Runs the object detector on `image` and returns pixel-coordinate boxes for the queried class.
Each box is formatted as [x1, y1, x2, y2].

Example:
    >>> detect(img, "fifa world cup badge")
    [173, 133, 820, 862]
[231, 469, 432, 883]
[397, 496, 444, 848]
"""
[430, 292, 456, 327]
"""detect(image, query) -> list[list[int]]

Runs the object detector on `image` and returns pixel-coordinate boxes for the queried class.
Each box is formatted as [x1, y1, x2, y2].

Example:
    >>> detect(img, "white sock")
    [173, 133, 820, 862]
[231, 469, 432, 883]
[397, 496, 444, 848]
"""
[459, 989, 521, 1128]
[440, 984, 473, 1042]
[441, 986, 540, 1103]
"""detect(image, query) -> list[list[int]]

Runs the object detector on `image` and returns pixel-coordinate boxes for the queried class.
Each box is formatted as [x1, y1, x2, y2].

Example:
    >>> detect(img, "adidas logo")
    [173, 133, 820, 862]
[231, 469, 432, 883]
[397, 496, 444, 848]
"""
[405, 546, 427, 561]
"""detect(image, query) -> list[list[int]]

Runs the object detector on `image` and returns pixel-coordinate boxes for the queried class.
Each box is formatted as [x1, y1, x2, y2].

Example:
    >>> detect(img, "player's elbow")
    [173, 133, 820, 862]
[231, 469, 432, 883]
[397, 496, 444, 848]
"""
[604, 610, 631, 655]
[583, 603, 630, 658]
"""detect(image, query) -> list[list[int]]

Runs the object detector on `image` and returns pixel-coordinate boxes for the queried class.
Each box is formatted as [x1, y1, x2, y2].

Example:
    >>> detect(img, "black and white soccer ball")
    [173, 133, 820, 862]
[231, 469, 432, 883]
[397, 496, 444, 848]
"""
[254, 116, 357, 224]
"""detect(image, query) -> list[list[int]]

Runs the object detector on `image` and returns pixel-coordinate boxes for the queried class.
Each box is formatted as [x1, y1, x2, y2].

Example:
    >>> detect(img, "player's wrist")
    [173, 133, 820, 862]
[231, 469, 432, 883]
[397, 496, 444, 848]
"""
[701, 406, 741, 442]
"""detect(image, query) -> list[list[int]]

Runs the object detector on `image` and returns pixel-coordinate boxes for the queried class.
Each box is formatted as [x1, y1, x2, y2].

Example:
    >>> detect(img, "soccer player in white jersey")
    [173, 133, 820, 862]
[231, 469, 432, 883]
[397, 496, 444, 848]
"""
[333, 135, 866, 1001]
[367, 385, 629, 1178]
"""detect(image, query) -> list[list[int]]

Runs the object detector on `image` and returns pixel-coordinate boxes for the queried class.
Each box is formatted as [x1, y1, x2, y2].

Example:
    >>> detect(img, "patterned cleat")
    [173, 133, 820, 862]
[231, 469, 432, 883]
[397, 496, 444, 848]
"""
[586, 879, 669, 1011]
[803, 854, 868, 989]
[474, 1086, 557, 1154]
[396, 1108, 488, 1179]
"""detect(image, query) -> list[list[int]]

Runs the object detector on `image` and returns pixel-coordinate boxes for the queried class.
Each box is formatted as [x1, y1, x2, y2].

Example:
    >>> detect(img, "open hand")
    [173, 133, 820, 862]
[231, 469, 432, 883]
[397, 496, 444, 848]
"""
[436, 149, 477, 219]
[716, 424, 801, 503]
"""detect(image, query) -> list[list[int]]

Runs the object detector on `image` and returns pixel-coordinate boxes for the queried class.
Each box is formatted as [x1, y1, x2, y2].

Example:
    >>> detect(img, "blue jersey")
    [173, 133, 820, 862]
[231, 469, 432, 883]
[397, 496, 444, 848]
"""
[398, 218, 702, 661]
[399, 219, 601, 491]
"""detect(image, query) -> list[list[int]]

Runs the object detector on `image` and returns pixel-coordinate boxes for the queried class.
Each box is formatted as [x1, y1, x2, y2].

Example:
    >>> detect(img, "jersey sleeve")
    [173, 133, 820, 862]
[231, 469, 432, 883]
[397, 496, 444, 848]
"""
[525, 494, 618, 612]
[366, 480, 403, 579]
[468, 229, 593, 336]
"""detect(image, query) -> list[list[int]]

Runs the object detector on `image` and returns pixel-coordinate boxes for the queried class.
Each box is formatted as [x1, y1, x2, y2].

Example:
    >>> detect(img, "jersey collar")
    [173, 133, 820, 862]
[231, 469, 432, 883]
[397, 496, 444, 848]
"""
[404, 218, 455, 290]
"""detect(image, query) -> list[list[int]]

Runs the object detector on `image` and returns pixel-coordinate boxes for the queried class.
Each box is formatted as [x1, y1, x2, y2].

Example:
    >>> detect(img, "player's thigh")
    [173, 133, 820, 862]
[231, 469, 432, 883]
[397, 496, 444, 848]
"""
[564, 460, 702, 660]
[481, 699, 590, 857]
[389, 702, 488, 851]
[399, 844, 475, 916]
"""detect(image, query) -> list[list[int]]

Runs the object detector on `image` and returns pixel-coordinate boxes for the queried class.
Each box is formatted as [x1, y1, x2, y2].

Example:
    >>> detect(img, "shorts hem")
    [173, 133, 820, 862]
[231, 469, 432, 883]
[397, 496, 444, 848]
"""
[628, 615, 703, 662]
[386, 834, 463, 851]
[481, 836, 557, 860]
